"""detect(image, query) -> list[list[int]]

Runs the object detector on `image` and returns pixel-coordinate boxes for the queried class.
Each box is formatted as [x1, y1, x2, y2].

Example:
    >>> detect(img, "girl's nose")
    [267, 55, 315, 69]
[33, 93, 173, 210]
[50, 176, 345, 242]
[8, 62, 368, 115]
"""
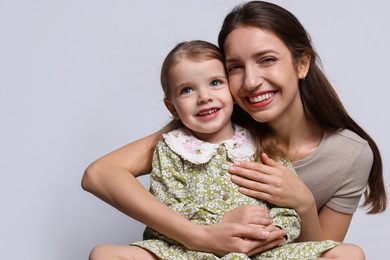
[198, 90, 213, 104]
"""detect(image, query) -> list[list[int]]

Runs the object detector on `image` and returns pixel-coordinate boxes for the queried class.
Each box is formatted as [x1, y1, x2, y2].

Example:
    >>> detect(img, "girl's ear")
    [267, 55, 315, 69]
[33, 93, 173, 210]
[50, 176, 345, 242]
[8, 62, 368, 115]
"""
[297, 53, 311, 80]
[164, 98, 179, 119]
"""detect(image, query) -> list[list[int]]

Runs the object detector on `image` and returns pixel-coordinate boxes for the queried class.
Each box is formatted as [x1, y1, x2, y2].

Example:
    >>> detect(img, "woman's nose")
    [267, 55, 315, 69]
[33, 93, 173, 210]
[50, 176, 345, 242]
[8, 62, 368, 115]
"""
[243, 66, 263, 91]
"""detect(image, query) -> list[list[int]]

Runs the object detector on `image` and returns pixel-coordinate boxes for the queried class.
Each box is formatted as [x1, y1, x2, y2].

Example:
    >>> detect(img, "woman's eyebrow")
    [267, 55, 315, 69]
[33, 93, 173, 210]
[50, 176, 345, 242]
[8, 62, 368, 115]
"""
[225, 50, 278, 63]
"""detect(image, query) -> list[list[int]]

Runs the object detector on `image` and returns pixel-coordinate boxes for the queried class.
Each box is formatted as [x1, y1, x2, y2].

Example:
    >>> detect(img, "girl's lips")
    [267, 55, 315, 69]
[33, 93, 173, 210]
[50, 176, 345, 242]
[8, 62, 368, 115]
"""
[196, 108, 220, 120]
[196, 108, 219, 116]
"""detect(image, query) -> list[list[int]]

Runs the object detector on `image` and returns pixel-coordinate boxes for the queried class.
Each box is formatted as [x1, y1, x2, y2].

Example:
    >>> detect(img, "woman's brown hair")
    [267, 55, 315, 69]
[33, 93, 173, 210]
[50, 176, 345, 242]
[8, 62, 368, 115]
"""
[218, 1, 386, 214]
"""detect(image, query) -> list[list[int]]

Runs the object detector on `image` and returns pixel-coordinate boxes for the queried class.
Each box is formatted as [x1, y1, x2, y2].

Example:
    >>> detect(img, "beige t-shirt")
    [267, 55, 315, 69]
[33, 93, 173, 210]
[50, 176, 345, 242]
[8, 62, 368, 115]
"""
[293, 129, 373, 214]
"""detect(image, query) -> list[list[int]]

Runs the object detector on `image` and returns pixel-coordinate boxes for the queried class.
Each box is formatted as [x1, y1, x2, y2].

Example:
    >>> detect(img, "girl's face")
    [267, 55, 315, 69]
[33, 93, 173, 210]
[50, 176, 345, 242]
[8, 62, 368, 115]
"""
[164, 58, 234, 143]
[224, 26, 309, 127]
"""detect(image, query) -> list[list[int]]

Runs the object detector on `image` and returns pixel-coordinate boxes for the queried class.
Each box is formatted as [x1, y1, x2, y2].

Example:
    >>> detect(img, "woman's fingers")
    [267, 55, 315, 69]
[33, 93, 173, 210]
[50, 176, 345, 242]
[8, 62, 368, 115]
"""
[244, 226, 287, 256]
[261, 152, 283, 168]
[246, 237, 286, 256]
[222, 205, 272, 226]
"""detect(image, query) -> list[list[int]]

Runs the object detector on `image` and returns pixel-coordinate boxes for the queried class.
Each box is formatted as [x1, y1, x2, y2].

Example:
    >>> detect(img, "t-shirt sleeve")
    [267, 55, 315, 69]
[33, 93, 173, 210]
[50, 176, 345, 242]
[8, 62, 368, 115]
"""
[326, 142, 373, 214]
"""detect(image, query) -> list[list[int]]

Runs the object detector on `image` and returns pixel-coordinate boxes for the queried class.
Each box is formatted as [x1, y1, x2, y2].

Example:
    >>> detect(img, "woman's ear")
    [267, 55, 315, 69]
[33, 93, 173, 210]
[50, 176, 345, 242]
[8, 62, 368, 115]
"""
[298, 53, 311, 80]
[164, 98, 179, 119]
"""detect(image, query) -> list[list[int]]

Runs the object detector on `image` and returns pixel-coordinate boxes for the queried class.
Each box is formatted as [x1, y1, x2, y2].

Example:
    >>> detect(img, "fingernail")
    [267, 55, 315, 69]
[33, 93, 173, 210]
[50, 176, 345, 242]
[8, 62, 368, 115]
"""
[262, 231, 270, 238]
[229, 166, 235, 172]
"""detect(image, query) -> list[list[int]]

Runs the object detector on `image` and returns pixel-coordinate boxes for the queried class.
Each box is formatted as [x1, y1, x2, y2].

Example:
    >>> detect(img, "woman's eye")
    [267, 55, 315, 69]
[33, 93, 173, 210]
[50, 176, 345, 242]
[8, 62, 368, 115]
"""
[179, 87, 192, 95]
[260, 56, 277, 65]
[227, 65, 240, 73]
[210, 80, 222, 87]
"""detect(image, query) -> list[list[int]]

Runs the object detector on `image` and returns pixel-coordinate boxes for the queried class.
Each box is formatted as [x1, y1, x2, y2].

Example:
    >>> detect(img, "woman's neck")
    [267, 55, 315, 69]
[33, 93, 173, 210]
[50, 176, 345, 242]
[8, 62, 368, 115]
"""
[270, 113, 323, 162]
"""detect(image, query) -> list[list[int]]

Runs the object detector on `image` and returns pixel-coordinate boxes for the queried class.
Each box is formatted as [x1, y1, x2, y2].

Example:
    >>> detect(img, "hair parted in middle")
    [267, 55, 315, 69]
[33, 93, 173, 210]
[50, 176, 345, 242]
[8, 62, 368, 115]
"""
[160, 40, 225, 100]
[217, 0, 386, 214]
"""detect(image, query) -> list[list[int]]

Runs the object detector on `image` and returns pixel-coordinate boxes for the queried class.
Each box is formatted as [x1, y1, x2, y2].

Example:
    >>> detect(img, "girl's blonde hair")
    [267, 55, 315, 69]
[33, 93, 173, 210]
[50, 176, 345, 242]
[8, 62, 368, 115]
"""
[160, 40, 225, 133]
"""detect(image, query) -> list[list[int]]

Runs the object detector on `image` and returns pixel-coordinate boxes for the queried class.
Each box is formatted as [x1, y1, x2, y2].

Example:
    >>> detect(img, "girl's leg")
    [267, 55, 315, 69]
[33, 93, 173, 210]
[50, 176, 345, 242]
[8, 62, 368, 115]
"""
[89, 245, 159, 260]
[319, 243, 365, 260]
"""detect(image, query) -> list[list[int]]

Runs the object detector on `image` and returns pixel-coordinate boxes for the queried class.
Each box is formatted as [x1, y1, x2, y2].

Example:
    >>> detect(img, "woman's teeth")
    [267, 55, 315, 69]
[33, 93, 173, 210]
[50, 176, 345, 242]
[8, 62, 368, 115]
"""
[249, 92, 273, 103]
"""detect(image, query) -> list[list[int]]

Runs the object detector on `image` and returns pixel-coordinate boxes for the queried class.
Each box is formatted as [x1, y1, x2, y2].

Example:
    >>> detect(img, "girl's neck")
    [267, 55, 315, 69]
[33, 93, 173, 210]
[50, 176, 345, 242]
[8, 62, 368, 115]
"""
[190, 123, 235, 144]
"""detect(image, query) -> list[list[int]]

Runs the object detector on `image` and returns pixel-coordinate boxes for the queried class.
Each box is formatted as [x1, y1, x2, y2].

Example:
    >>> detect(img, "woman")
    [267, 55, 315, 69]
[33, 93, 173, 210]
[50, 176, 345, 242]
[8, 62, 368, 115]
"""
[82, 1, 386, 257]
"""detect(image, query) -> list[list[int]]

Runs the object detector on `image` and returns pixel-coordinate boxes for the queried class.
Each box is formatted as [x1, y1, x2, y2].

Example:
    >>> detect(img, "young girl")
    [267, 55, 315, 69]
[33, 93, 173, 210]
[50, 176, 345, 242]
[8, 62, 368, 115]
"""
[88, 41, 363, 259]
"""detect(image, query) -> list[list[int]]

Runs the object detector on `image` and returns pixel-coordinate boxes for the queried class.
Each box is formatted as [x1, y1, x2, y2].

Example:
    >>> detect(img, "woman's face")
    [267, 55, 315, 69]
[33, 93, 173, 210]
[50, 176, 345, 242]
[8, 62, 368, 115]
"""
[224, 26, 309, 126]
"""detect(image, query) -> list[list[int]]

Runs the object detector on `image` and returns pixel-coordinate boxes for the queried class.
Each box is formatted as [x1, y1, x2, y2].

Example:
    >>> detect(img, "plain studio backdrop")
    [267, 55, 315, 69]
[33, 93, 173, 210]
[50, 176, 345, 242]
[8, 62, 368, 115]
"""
[1, 0, 389, 259]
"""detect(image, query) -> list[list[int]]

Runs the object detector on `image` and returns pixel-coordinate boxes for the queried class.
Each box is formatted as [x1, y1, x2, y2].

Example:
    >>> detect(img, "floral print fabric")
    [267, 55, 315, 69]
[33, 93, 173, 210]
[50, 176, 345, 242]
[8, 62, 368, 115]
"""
[132, 126, 340, 259]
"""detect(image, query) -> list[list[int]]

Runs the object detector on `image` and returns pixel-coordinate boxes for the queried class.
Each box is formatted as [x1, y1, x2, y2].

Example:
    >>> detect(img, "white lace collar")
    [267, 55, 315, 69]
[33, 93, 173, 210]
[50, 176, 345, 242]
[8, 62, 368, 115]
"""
[163, 125, 256, 164]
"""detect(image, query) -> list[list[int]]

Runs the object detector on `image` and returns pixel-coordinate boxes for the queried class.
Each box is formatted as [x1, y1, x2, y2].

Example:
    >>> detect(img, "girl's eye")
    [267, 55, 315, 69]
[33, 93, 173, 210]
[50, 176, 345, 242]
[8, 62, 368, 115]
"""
[210, 79, 222, 87]
[179, 87, 192, 95]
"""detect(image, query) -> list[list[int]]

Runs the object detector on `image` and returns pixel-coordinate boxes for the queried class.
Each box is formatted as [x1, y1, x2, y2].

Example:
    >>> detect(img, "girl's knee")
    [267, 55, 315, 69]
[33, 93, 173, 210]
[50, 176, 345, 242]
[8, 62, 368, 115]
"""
[89, 244, 114, 260]
[321, 243, 365, 260]
[88, 244, 157, 260]
[344, 244, 365, 260]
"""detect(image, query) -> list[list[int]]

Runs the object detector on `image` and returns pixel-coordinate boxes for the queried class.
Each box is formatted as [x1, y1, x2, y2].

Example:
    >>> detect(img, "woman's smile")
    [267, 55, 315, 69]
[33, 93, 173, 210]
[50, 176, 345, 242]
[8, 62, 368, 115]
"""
[246, 91, 276, 108]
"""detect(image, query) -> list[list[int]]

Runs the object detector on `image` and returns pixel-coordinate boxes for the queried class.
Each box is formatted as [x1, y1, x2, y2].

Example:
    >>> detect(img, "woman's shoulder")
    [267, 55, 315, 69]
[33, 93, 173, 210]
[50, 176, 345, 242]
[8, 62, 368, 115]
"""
[327, 129, 368, 145]
[319, 129, 374, 168]
[296, 128, 373, 168]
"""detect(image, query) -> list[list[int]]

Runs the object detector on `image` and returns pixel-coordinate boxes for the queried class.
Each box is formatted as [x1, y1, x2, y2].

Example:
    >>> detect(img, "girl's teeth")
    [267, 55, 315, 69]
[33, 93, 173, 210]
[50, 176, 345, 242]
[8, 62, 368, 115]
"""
[198, 109, 218, 116]
[249, 93, 273, 103]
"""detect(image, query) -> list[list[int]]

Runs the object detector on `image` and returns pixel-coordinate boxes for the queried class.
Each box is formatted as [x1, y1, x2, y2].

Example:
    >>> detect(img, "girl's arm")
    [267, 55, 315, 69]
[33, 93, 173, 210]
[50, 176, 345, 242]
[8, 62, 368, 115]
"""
[229, 153, 352, 242]
[81, 132, 284, 256]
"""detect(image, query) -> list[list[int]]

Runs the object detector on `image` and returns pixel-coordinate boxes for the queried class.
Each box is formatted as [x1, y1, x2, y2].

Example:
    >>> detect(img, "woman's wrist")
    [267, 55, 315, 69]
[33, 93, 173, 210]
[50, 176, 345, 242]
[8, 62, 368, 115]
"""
[179, 223, 207, 251]
[295, 191, 316, 217]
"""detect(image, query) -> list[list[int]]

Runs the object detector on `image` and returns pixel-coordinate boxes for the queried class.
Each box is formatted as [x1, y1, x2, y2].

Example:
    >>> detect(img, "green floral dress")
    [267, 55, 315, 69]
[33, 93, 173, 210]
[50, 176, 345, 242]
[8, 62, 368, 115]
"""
[132, 126, 340, 259]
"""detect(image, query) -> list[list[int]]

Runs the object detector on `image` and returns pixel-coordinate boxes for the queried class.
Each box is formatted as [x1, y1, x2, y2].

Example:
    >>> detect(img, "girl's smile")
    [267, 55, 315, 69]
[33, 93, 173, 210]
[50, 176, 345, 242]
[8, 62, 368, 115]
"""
[195, 107, 221, 120]
[165, 58, 234, 143]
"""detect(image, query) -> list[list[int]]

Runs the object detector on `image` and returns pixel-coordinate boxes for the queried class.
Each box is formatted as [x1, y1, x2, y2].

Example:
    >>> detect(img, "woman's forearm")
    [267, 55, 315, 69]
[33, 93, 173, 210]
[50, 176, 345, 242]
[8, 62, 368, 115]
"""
[295, 196, 324, 242]
[82, 164, 278, 255]
[82, 161, 202, 248]
[81, 132, 285, 255]
[81, 131, 201, 247]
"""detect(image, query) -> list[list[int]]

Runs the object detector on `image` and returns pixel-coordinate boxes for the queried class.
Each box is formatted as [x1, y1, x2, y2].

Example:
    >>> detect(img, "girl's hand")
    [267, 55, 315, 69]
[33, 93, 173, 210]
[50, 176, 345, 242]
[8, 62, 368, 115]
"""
[229, 153, 313, 213]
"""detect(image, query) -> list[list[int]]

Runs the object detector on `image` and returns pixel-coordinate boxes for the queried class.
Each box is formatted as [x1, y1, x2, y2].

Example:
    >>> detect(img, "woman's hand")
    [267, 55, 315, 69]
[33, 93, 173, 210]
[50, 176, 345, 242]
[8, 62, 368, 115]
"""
[210, 205, 287, 256]
[229, 153, 313, 213]
[222, 205, 272, 227]
[187, 221, 286, 257]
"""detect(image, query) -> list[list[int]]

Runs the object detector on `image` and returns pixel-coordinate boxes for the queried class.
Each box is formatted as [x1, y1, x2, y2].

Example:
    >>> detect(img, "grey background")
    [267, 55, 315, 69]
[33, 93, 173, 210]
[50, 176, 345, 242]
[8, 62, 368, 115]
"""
[1, 0, 389, 259]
